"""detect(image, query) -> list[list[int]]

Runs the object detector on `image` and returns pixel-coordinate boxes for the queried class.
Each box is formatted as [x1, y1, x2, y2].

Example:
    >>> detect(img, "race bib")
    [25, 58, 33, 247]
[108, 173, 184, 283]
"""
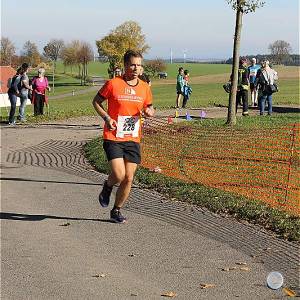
[116, 115, 140, 138]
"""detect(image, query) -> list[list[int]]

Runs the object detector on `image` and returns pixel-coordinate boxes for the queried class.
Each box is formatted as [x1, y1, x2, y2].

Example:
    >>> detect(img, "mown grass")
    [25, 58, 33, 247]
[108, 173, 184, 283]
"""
[84, 136, 300, 241]
[190, 112, 299, 128]
[0, 90, 97, 122]
[56, 61, 232, 79]
[152, 79, 300, 108]
[2, 63, 298, 120]
[28, 72, 92, 96]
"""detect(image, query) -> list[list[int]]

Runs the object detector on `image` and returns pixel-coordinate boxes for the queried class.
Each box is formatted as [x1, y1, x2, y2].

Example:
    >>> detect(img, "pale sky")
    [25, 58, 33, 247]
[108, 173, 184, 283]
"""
[1, 0, 299, 59]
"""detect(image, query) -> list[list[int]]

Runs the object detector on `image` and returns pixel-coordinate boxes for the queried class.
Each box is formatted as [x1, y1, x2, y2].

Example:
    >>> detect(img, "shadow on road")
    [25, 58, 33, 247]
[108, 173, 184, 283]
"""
[0, 212, 113, 223]
[272, 106, 300, 113]
[1, 177, 100, 186]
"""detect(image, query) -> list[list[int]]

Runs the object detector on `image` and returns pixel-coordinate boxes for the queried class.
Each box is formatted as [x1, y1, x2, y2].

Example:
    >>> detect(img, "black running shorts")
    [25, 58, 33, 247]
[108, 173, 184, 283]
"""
[103, 140, 141, 164]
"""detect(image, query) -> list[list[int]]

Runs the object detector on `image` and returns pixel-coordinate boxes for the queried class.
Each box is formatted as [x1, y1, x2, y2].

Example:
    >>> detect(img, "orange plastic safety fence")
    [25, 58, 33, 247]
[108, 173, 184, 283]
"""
[141, 118, 300, 216]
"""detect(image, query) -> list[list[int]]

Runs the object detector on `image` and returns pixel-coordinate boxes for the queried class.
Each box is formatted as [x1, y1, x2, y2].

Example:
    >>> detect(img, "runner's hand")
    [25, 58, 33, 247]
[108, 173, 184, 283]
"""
[144, 106, 155, 117]
[106, 118, 117, 131]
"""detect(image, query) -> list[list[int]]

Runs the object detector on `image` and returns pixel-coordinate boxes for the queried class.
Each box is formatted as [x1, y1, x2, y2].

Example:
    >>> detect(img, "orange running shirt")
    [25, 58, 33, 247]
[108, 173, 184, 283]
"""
[98, 77, 152, 143]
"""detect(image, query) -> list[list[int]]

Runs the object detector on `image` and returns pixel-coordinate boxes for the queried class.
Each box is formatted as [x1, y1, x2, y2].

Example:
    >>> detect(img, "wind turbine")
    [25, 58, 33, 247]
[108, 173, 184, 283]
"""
[183, 49, 188, 63]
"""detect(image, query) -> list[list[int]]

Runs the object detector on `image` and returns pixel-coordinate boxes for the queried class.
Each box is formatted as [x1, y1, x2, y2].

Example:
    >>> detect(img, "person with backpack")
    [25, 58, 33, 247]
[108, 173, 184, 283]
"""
[31, 68, 51, 116]
[7, 68, 22, 125]
[255, 60, 278, 116]
[18, 63, 32, 122]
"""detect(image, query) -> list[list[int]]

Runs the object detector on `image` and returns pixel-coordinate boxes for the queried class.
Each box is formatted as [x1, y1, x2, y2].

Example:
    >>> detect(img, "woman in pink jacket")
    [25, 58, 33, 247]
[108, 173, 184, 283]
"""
[31, 68, 51, 116]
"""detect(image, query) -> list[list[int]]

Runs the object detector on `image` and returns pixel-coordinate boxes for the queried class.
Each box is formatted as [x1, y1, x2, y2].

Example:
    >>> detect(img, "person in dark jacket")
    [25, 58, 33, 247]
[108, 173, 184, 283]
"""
[231, 58, 249, 116]
[7, 68, 22, 125]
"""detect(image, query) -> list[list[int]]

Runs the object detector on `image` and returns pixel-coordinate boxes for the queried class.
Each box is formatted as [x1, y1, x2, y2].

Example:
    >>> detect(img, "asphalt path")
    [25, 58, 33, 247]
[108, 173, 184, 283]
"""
[1, 120, 299, 299]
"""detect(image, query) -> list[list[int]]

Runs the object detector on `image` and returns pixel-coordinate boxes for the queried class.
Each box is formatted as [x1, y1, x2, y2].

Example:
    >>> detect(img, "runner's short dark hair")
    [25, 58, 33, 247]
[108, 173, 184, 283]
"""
[124, 50, 143, 65]
[178, 67, 183, 72]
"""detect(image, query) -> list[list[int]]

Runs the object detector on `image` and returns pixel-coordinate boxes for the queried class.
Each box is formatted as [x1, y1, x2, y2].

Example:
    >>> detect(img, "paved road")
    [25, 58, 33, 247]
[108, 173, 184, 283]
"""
[48, 85, 101, 100]
[1, 121, 299, 299]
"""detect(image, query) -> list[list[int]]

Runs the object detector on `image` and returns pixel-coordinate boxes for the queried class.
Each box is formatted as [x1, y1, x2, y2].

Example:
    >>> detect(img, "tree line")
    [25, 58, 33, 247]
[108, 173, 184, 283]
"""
[225, 40, 298, 66]
[1, 21, 169, 83]
[0, 38, 94, 85]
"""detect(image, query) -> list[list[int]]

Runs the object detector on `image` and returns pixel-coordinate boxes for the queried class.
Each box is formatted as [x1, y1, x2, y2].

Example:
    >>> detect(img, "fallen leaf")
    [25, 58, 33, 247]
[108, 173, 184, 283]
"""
[161, 291, 177, 297]
[235, 262, 247, 266]
[200, 283, 215, 289]
[128, 254, 137, 257]
[59, 222, 70, 226]
[222, 267, 237, 271]
[240, 267, 251, 271]
[283, 287, 297, 297]
[92, 273, 106, 278]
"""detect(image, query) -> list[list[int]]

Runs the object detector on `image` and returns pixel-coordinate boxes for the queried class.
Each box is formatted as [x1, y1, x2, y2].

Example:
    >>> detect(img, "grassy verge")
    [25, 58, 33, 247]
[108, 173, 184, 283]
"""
[0, 91, 97, 121]
[152, 80, 300, 108]
[84, 136, 300, 241]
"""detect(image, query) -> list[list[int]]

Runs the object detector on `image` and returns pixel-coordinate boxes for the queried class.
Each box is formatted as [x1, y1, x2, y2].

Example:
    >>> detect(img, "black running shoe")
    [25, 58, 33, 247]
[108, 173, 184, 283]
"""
[110, 209, 127, 223]
[99, 181, 113, 207]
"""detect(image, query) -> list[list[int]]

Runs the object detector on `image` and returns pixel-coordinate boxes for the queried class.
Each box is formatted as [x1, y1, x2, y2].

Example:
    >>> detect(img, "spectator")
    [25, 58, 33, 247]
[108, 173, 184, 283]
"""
[248, 58, 261, 106]
[18, 63, 32, 122]
[255, 60, 278, 116]
[231, 58, 249, 116]
[114, 67, 122, 77]
[182, 69, 192, 108]
[7, 68, 22, 125]
[175, 67, 184, 108]
[31, 68, 51, 116]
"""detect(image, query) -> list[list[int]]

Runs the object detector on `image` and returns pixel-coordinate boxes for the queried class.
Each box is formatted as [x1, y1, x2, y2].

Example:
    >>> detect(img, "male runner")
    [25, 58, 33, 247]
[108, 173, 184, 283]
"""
[92, 50, 155, 223]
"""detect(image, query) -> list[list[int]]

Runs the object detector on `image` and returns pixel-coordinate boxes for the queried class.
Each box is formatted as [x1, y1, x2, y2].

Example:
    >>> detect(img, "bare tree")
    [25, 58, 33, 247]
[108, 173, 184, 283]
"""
[21, 40, 41, 67]
[43, 39, 65, 91]
[77, 42, 93, 85]
[61, 42, 78, 75]
[268, 40, 292, 65]
[0, 37, 16, 65]
[226, 0, 264, 125]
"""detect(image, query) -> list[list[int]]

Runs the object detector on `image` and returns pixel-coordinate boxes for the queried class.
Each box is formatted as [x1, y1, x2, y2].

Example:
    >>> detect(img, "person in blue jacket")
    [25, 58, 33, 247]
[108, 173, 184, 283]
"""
[248, 58, 260, 106]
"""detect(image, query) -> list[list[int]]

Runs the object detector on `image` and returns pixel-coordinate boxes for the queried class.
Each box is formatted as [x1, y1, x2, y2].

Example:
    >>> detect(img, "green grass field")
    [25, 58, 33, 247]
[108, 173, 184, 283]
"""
[1, 63, 298, 120]
[55, 61, 232, 79]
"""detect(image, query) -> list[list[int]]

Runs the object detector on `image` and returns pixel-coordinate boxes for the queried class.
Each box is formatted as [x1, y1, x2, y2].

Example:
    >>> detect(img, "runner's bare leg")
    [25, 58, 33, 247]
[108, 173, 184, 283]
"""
[114, 160, 137, 208]
[107, 158, 125, 187]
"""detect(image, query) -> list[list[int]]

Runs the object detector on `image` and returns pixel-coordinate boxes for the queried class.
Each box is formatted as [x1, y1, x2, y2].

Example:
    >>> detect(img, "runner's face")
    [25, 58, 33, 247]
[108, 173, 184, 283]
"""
[124, 56, 142, 79]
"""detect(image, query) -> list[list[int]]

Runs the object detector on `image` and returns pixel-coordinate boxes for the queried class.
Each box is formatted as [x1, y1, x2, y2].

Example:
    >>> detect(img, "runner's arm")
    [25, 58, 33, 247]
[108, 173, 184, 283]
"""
[92, 93, 117, 130]
[144, 104, 155, 117]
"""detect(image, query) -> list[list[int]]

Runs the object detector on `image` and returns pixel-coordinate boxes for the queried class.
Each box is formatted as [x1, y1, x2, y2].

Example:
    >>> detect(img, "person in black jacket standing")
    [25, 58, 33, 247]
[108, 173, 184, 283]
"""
[235, 58, 250, 116]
